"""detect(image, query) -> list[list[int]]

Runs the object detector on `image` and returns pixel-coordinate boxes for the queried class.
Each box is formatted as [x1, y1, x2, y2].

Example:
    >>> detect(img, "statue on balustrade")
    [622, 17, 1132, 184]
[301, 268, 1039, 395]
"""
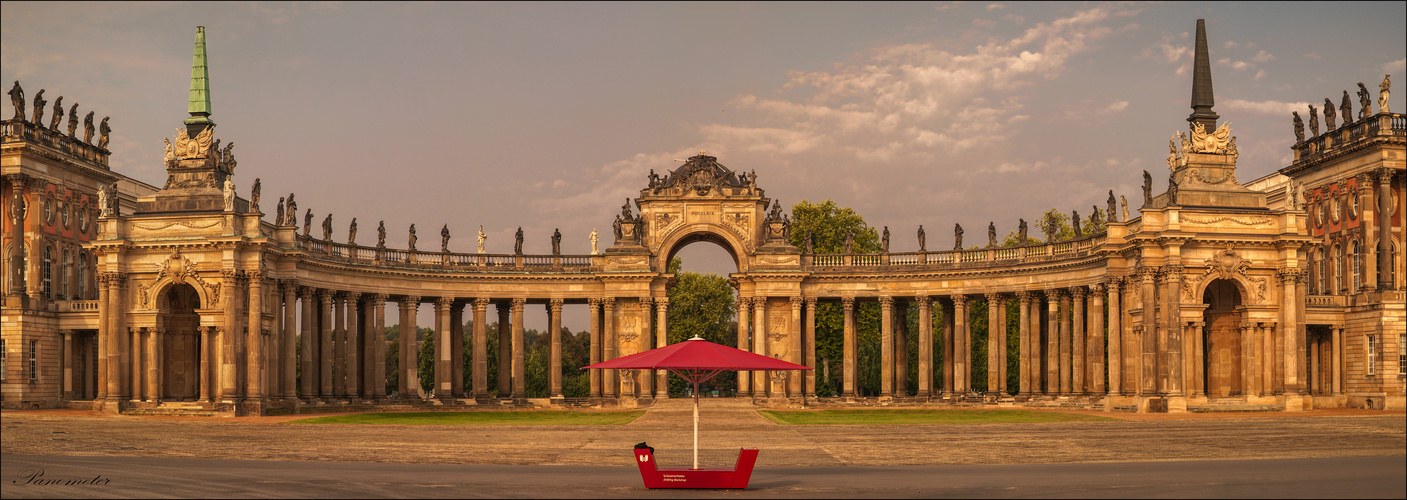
[49, 96, 63, 130]
[377, 221, 386, 248]
[805, 229, 814, 254]
[1141, 170, 1153, 207]
[1107, 190, 1117, 223]
[322, 213, 333, 240]
[1071, 211, 1081, 237]
[844, 228, 854, 254]
[1357, 82, 1371, 119]
[83, 111, 95, 144]
[1341, 90, 1353, 126]
[221, 142, 237, 173]
[285, 194, 296, 227]
[249, 178, 261, 214]
[7, 81, 23, 121]
[97, 116, 111, 150]
[987, 222, 996, 247]
[408, 224, 417, 251]
[303, 210, 313, 237]
[441, 224, 451, 252]
[515, 226, 524, 255]
[552, 228, 561, 255]
[478, 225, 487, 253]
[590, 228, 598, 255]
[1120, 195, 1129, 221]
[1307, 105, 1319, 137]
[1292, 111, 1304, 142]
[349, 218, 358, 244]
[1380, 74, 1392, 115]
[223, 179, 235, 212]
[32, 89, 45, 127]
[917, 225, 926, 251]
[1090, 206, 1100, 232]
[275, 197, 284, 226]
[66, 103, 79, 138]
[1017, 219, 1028, 243]
[648, 169, 659, 188]
[953, 223, 963, 250]
[881, 226, 890, 252]
[1323, 98, 1336, 131]
[1167, 173, 1179, 205]
[621, 198, 633, 221]
[97, 182, 109, 218]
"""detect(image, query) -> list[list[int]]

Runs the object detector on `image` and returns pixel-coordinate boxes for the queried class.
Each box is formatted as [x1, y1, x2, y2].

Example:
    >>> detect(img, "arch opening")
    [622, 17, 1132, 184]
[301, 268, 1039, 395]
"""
[1203, 278, 1244, 398]
[160, 283, 203, 400]
[659, 230, 743, 275]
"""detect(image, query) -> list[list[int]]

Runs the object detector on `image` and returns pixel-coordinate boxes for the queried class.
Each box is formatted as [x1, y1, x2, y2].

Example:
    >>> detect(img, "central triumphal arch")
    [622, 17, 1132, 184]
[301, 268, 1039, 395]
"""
[80, 24, 1320, 416]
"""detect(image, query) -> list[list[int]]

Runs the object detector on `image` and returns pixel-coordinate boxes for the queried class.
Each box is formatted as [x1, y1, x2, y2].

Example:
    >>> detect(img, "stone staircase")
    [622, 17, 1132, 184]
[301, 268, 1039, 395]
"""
[1188, 399, 1281, 413]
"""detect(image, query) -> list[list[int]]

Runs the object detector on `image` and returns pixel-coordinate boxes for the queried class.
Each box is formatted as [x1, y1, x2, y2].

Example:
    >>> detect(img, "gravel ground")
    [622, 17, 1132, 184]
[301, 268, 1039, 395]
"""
[2, 400, 1402, 467]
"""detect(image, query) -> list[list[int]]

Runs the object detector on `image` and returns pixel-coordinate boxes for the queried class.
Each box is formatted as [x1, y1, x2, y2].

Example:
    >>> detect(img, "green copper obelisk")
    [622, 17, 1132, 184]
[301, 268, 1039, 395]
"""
[184, 26, 214, 128]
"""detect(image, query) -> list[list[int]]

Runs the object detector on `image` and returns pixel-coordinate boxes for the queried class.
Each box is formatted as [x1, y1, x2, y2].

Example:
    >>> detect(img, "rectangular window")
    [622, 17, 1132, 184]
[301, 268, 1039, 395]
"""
[1366, 335, 1375, 376]
[28, 339, 37, 382]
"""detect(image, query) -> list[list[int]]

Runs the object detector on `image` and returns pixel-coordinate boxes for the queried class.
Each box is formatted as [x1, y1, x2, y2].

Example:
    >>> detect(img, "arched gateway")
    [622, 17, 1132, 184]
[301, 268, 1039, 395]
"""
[74, 24, 1335, 416]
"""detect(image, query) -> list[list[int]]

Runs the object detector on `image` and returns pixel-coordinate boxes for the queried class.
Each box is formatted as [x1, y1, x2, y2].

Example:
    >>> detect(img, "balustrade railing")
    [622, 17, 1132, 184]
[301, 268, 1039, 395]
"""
[801, 233, 1106, 271]
[290, 234, 597, 272]
[1306, 295, 1347, 307]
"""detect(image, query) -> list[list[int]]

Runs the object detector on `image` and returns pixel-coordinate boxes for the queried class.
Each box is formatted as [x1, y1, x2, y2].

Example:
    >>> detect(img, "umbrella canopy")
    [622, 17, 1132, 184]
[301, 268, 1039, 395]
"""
[583, 336, 810, 470]
[582, 336, 809, 373]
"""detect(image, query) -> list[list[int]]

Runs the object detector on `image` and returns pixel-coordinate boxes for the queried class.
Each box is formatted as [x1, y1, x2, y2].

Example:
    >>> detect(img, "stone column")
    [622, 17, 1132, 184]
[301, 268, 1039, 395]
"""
[1377, 168, 1394, 290]
[602, 297, 615, 398]
[1331, 325, 1343, 395]
[1264, 322, 1279, 395]
[1045, 290, 1059, 395]
[6, 175, 25, 296]
[1090, 284, 1106, 395]
[916, 296, 933, 397]
[753, 297, 767, 396]
[450, 301, 464, 398]
[346, 292, 361, 398]
[954, 295, 969, 395]
[654, 298, 668, 398]
[805, 297, 818, 397]
[1105, 279, 1121, 396]
[1070, 287, 1085, 394]
[511, 298, 526, 399]
[62, 331, 74, 399]
[247, 272, 264, 400]
[942, 298, 955, 397]
[736, 297, 751, 396]
[1016, 292, 1031, 397]
[371, 294, 388, 398]
[1279, 269, 1303, 394]
[398, 296, 419, 398]
[497, 303, 510, 396]
[95, 275, 109, 401]
[1138, 267, 1158, 395]
[219, 270, 240, 401]
[997, 297, 1008, 395]
[319, 290, 334, 398]
[639, 297, 653, 397]
[842, 296, 856, 397]
[1192, 321, 1205, 397]
[550, 299, 564, 399]
[881, 296, 894, 396]
[895, 300, 909, 396]
[1308, 331, 1321, 394]
[1241, 321, 1256, 396]
[299, 287, 314, 399]
[144, 328, 159, 401]
[587, 298, 600, 398]
[473, 297, 490, 399]
[332, 293, 346, 397]
[111, 274, 130, 401]
[281, 281, 298, 399]
[1164, 266, 1185, 397]
[435, 297, 453, 399]
[983, 293, 999, 395]
[790, 296, 803, 396]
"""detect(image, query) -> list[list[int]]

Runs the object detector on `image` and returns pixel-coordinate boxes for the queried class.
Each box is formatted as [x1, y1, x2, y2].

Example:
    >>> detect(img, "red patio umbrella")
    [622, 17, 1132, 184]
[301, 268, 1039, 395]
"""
[583, 335, 810, 469]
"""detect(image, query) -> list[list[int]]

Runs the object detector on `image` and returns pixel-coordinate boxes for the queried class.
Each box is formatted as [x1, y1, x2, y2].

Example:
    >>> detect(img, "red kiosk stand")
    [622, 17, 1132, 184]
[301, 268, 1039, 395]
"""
[633, 447, 759, 489]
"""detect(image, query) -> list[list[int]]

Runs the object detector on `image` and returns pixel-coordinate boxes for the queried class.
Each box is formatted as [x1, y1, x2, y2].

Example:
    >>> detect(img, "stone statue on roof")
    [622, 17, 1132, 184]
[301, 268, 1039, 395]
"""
[223, 179, 235, 212]
[987, 222, 996, 247]
[49, 96, 62, 130]
[590, 228, 598, 255]
[514, 226, 524, 255]
[275, 197, 284, 226]
[881, 226, 890, 252]
[408, 224, 417, 251]
[1307, 105, 1319, 137]
[1292, 111, 1304, 142]
[66, 104, 78, 138]
[953, 223, 963, 250]
[83, 111, 95, 144]
[441, 224, 450, 252]
[98, 116, 111, 150]
[7, 81, 24, 121]
[1380, 75, 1391, 115]
[349, 218, 358, 244]
[917, 225, 926, 251]
[477, 225, 486, 253]
[1341, 90, 1353, 126]
[1142, 170, 1153, 207]
[377, 221, 386, 248]
[322, 213, 332, 241]
[303, 210, 312, 237]
[1357, 82, 1371, 119]
[552, 228, 561, 255]
[32, 89, 45, 127]
[1107, 190, 1117, 223]
[1071, 211, 1081, 237]
[1323, 98, 1336, 131]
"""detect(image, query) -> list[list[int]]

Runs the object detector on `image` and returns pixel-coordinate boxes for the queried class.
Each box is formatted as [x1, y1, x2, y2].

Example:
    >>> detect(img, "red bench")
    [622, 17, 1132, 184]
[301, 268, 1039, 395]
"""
[632, 447, 759, 489]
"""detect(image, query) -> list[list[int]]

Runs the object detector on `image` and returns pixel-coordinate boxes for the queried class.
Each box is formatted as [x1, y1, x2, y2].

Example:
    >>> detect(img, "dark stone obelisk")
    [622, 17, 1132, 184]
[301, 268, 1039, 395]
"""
[1187, 19, 1219, 132]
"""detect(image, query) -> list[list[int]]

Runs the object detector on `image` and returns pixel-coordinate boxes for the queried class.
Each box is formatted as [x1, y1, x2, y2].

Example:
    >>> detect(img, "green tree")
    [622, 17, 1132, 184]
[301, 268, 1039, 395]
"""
[384, 326, 399, 395]
[787, 199, 883, 396]
[665, 256, 738, 397]
[417, 326, 435, 395]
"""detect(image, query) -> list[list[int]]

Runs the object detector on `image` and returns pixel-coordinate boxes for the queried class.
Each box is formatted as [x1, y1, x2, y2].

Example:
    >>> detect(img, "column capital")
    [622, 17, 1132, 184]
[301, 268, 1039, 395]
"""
[400, 295, 420, 306]
[278, 278, 299, 292]
[1240, 321, 1256, 331]
[841, 296, 855, 308]
[984, 292, 1000, 302]
[952, 294, 968, 305]
[98, 271, 125, 285]
[370, 293, 389, 305]
[1276, 267, 1306, 283]
[549, 298, 564, 311]
[1043, 288, 1063, 299]
[1104, 275, 1123, 289]
[510, 297, 526, 311]
[1070, 286, 1087, 298]
[790, 296, 803, 308]
[346, 291, 362, 302]
[914, 295, 931, 306]
[805, 296, 818, 307]
[1092, 282, 1106, 294]
[1376, 166, 1395, 182]
[601, 296, 615, 307]
[879, 296, 893, 308]
[652, 297, 668, 309]
[317, 288, 334, 301]
[1015, 290, 1033, 302]
[435, 297, 454, 308]
[587, 297, 600, 308]
[637, 296, 651, 307]
[1257, 321, 1277, 329]
[297, 285, 315, 299]
[1159, 265, 1184, 279]
[736, 296, 751, 308]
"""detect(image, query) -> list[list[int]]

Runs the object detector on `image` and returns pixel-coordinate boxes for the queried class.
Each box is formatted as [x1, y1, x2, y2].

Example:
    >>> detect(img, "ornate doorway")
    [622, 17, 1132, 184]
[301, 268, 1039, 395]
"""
[160, 284, 202, 400]
[1203, 279, 1243, 397]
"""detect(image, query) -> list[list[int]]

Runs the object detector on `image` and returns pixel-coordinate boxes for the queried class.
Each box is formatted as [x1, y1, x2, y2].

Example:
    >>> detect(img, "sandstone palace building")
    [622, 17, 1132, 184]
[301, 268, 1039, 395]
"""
[3, 23, 1403, 415]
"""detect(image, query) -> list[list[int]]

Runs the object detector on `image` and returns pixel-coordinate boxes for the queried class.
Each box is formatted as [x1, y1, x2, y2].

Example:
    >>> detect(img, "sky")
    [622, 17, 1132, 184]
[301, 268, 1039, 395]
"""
[3, 1, 1403, 332]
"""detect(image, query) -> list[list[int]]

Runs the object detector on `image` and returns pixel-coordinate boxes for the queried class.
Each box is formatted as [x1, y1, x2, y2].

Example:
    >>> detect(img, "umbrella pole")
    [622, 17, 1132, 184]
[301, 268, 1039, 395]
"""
[693, 376, 700, 470]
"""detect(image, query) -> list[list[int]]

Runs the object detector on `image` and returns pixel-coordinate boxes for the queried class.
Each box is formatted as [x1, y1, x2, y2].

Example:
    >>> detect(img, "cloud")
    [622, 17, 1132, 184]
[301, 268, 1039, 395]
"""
[1251, 50, 1275, 63]
[1003, 13, 1025, 25]
[1385, 58, 1406, 73]
[987, 3, 1006, 10]
[1221, 98, 1310, 115]
[1224, 41, 1237, 49]
[972, 18, 996, 28]
[1304, 52, 1322, 60]
[1254, 69, 1266, 81]
[1098, 100, 1129, 115]
[1218, 58, 1253, 71]
[1142, 33, 1190, 64]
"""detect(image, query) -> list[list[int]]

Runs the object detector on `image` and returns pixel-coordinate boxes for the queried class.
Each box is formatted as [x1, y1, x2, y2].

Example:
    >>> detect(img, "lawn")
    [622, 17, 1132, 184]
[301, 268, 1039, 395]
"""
[757, 409, 1117, 425]
[286, 410, 646, 425]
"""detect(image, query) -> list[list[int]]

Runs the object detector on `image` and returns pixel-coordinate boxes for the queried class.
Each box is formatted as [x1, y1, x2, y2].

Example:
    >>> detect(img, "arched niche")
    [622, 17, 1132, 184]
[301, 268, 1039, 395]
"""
[1202, 278, 1244, 398]
[158, 283, 203, 400]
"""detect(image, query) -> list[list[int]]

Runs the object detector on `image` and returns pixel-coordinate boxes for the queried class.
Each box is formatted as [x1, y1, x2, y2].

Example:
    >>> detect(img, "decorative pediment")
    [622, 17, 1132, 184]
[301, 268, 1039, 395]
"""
[151, 249, 220, 306]
[653, 153, 747, 196]
[1205, 245, 1250, 279]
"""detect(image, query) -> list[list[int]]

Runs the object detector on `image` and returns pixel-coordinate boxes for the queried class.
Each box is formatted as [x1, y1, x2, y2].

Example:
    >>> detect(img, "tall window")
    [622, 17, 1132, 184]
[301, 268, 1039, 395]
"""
[78, 253, 89, 300]
[61, 248, 71, 299]
[1331, 244, 1341, 294]
[1350, 241, 1361, 292]
[27, 339, 37, 382]
[1318, 249, 1327, 294]
[1367, 335, 1376, 376]
[41, 246, 52, 298]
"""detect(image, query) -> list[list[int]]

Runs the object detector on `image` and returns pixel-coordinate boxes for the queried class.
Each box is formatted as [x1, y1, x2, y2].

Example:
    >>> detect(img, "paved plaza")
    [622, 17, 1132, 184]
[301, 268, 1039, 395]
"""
[2, 400, 1404, 497]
